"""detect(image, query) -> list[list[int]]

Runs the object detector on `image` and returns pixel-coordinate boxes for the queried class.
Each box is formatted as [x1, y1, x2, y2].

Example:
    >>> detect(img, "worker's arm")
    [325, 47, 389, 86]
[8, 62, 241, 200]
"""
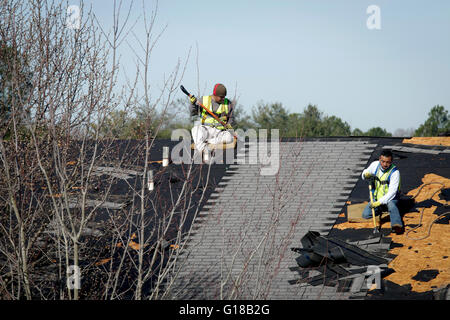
[189, 96, 201, 117]
[377, 170, 400, 204]
[361, 161, 379, 180]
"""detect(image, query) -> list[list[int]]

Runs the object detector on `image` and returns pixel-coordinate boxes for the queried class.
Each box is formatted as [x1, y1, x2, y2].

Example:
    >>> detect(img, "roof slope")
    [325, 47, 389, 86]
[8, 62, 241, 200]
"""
[167, 139, 377, 299]
[16, 137, 446, 299]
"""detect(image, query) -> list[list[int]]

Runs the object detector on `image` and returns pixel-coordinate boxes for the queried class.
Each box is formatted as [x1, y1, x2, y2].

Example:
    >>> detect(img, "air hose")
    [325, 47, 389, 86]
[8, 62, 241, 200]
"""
[405, 182, 450, 240]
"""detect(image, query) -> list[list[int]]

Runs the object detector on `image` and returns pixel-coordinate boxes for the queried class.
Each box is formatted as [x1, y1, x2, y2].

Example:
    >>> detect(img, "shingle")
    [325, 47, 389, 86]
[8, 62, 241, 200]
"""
[166, 140, 377, 300]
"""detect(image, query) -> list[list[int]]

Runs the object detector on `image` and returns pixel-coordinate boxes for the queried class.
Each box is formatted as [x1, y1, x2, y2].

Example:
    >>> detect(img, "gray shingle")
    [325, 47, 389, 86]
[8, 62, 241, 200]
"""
[165, 140, 376, 300]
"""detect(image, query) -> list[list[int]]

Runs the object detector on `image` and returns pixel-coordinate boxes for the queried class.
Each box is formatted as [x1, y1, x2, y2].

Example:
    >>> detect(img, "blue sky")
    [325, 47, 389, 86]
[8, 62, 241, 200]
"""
[83, 0, 450, 133]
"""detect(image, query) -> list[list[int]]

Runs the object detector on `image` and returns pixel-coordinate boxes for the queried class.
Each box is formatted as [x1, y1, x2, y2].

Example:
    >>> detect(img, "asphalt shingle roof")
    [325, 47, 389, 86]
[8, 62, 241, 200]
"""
[25, 137, 448, 300]
[167, 139, 378, 299]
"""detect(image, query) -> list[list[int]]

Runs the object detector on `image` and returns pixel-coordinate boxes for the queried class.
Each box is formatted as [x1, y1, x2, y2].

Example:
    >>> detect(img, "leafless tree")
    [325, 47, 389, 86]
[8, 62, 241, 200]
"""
[0, 0, 312, 301]
[0, 0, 198, 300]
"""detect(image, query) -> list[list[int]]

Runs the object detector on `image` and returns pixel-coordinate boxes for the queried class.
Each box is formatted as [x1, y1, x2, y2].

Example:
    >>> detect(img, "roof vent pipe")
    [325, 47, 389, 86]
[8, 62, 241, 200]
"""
[147, 170, 154, 191]
[162, 146, 169, 167]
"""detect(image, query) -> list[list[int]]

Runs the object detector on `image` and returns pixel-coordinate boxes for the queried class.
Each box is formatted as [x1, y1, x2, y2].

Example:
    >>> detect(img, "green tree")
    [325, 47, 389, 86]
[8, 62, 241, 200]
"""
[352, 128, 364, 136]
[297, 104, 323, 137]
[248, 102, 353, 138]
[295, 105, 351, 137]
[414, 105, 449, 136]
[284, 112, 303, 137]
[365, 127, 392, 137]
[95, 98, 196, 140]
[321, 115, 351, 136]
[231, 105, 254, 131]
[251, 101, 290, 136]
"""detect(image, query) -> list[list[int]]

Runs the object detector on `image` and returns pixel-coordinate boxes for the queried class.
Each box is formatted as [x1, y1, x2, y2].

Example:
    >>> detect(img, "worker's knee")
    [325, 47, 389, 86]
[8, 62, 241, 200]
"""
[362, 205, 373, 219]
[386, 200, 399, 211]
[192, 125, 207, 140]
[222, 131, 234, 144]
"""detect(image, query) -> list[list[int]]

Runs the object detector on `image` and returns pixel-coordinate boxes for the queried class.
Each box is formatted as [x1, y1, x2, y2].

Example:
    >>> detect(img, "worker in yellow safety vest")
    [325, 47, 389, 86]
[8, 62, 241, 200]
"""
[361, 149, 404, 234]
[189, 83, 235, 158]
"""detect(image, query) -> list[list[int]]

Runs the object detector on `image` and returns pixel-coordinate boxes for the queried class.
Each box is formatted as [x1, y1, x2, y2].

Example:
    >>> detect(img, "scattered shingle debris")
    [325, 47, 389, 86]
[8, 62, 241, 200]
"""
[116, 233, 147, 251]
[95, 258, 111, 266]
[290, 231, 391, 293]
[67, 198, 127, 210]
[92, 166, 141, 180]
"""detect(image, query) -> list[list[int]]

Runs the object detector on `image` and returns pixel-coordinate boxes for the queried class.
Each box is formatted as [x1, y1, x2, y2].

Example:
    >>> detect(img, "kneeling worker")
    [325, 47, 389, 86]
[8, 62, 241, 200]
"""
[361, 149, 404, 234]
[189, 83, 235, 157]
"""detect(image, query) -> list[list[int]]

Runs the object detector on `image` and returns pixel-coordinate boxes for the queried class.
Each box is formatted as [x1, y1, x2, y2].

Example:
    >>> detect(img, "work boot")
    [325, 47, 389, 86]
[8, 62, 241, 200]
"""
[391, 224, 404, 235]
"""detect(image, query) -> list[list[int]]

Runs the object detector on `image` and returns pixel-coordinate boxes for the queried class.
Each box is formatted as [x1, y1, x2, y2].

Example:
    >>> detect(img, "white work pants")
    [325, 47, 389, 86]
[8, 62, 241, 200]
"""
[191, 125, 234, 153]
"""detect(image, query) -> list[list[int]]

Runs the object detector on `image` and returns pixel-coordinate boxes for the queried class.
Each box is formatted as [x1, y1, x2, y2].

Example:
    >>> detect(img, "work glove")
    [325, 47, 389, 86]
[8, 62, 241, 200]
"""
[364, 172, 373, 179]
[189, 95, 197, 105]
[370, 201, 381, 208]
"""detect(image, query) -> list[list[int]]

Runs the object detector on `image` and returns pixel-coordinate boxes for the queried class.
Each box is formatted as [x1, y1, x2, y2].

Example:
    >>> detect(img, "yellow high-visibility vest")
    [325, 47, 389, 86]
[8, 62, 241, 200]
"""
[200, 96, 229, 130]
[374, 164, 401, 201]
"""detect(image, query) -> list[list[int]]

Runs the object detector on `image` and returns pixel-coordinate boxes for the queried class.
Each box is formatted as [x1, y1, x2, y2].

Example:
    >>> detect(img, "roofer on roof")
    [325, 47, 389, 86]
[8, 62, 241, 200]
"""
[361, 149, 404, 235]
[189, 83, 235, 158]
